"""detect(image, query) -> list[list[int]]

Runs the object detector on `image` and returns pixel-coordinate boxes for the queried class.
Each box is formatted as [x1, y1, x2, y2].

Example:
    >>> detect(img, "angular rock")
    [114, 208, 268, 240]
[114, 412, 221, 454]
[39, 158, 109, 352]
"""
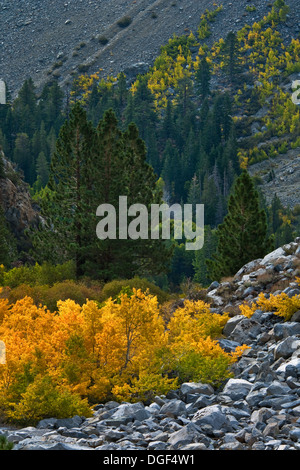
[180, 382, 214, 396]
[221, 378, 252, 400]
[192, 405, 232, 431]
[167, 423, 202, 449]
[160, 400, 187, 418]
[109, 402, 150, 424]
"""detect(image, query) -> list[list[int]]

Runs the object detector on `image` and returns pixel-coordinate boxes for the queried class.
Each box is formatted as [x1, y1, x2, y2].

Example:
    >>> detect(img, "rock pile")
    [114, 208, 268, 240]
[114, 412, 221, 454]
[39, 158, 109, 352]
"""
[1, 239, 300, 451]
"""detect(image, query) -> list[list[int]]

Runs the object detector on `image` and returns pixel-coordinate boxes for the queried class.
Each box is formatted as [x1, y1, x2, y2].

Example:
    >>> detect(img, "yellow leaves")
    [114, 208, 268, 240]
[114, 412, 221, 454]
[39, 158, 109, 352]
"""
[239, 291, 300, 321]
[230, 344, 251, 361]
[167, 299, 228, 346]
[0, 288, 248, 413]
[70, 70, 100, 105]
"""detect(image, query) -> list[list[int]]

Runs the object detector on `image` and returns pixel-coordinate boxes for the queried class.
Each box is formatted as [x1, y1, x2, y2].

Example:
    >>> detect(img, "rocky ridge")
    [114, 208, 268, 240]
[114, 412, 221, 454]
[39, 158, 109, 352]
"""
[0, 153, 41, 254]
[2, 238, 300, 451]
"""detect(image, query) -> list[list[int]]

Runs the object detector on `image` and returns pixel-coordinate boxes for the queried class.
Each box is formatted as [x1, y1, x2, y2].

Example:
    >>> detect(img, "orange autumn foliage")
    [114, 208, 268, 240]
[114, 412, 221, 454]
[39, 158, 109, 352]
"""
[0, 289, 247, 423]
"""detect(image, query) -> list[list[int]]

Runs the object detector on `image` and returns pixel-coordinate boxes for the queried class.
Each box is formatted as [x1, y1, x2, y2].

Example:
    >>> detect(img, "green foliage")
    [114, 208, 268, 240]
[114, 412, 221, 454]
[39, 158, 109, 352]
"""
[99, 277, 170, 304]
[0, 261, 76, 288]
[0, 434, 13, 450]
[169, 348, 234, 385]
[0, 205, 16, 268]
[197, 6, 223, 41]
[207, 171, 274, 281]
[5, 374, 92, 426]
[34, 103, 173, 282]
[117, 16, 132, 28]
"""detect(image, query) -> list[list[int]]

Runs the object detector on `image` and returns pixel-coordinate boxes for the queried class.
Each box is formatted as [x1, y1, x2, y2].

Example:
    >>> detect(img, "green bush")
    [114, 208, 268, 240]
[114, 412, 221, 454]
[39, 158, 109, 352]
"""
[1, 261, 76, 288]
[0, 435, 13, 450]
[41, 280, 102, 312]
[5, 280, 102, 312]
[6, 375, 92, 426]
[100, 277, 170, 304]
[98, 35, 109, 45]
[117, 16, 132, 28]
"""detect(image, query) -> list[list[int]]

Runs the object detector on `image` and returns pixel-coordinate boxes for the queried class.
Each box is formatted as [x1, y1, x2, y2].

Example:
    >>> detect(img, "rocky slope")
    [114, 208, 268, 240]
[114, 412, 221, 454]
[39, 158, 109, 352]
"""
[2, 238, 300, 451]
[248, 147, 300, 210]
[0, 152, 41, 254]
[1, 0, 300, 98]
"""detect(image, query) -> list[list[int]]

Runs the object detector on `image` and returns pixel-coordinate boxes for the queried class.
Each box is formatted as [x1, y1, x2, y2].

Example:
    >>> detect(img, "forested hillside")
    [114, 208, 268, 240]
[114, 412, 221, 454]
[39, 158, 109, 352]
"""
[0, 0, 300, 427]
[0, 0, 299, 287]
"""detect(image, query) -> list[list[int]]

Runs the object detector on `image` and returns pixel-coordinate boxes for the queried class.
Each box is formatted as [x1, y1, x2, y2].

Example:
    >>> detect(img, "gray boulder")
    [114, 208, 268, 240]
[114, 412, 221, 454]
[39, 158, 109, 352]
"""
[109, 402, 150, 424]
[273, 322, 300, 340]
[160, 399, 187, 418]
[180, 382, 214, 396]
[192, 405, 232, 431]
[221, 378, 252, 400]
[167, 423, 202, 449]
[273, 336, 300, 360]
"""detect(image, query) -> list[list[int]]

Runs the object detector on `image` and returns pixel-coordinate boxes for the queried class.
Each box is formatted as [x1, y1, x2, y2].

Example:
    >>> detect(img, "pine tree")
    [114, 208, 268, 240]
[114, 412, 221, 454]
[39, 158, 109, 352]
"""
[36, 151, 49, 187]
[89, 113, 173, 281]
[193, 225, 218, 286]
[222, 31, 241, 84]
[196, 56, 211, 99]
[207, 171, 274, 281]
[34, 102, 97, 277]
[33, 104, 173, 281]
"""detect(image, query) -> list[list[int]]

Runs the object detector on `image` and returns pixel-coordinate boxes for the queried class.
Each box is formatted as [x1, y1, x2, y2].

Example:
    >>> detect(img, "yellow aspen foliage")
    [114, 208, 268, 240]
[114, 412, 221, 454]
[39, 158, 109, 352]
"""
[166, 299, 229, 343]
[70, 71, 100, 105]
[0, 290, 248, 422]
[239, 291, 300, 321]
[164, 300, 246, 386]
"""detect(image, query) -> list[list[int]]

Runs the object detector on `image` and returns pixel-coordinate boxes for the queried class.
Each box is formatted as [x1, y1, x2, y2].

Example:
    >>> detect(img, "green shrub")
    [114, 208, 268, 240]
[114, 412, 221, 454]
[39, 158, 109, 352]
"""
[6, 375, 92, 426]
[0, 435, 13, 450]
[98, 35, 109, 45]
[41, 280, 102, 312]
[5, 280, 102, 312]
[100, 277, 170, 304]
[1, 261, 76, 288]
[117, 16, 132, 28]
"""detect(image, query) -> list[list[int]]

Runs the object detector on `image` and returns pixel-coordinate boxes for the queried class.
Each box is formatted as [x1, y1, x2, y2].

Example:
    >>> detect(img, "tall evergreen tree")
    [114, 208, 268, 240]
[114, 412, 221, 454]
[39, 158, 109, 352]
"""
[196, 56, 211, 99]
[34, 104, 173, 281]
[222, 31, 241, 84]
[34, 103, 97, 277]
[207, 171, 274, 281]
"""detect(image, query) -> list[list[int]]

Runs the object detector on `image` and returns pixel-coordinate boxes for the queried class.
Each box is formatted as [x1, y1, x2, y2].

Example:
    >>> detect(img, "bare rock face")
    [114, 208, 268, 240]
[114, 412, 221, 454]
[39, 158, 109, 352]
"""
[0, 153, 41, 241]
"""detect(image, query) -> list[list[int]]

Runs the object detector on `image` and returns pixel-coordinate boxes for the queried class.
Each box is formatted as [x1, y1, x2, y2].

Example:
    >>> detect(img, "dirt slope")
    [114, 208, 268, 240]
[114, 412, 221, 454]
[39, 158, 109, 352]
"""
[1, 0, 299, 97]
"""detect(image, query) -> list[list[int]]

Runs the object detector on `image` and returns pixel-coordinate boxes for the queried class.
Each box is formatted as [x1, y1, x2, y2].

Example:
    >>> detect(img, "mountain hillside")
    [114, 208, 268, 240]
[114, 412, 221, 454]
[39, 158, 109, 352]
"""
[1, 0, 300, 97]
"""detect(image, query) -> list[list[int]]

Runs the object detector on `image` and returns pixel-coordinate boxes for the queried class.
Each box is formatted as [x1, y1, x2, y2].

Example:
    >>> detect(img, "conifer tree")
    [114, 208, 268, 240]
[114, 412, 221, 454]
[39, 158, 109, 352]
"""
[34, 104, 173, 281]
[196, 56, 211, 99]
[34, 102, 97, 277]
[207, 171, 274, 281]
[222, 31, 241, 84]
[89, 112, 173, 281]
